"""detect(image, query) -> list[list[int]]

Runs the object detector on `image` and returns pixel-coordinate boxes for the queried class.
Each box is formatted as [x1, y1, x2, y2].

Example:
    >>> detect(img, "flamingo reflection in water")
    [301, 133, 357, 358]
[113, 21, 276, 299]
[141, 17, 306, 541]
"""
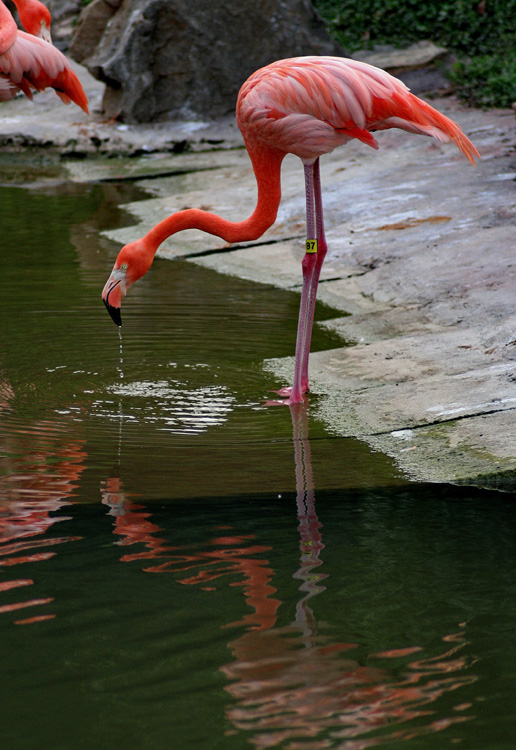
[0, 377, 85, 625]
[222, 407, 475, 747]
[103, 402, 476, 747]
[101, 474, 172, 563]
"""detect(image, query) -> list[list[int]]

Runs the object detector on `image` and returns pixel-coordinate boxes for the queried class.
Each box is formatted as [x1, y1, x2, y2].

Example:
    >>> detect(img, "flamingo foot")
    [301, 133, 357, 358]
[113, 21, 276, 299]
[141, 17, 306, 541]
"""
[264, 397, 291, 406]
[265, 385, 307, 406]
[274, 385, 294, 397]
[274, 381, 309, 398]
[265, 391, 310, 407]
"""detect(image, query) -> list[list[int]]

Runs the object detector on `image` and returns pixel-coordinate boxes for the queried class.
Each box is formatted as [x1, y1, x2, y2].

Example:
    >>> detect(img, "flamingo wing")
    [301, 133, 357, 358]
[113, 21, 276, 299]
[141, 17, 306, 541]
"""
[0, 29, 88, 111]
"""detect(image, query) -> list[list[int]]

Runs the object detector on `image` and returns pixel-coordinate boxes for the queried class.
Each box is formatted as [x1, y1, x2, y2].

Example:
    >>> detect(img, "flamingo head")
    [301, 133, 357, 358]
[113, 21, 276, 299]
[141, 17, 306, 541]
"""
[17, 0, 52, 42]
[38, 18, 52, 44]
[102, 239, 153, 327]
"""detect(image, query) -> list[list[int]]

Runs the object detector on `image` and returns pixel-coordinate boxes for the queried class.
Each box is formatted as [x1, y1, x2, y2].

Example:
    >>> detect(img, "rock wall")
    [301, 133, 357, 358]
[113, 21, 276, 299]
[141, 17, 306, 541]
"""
[46, 0, 82, 48]
[69, 0, 344, 122]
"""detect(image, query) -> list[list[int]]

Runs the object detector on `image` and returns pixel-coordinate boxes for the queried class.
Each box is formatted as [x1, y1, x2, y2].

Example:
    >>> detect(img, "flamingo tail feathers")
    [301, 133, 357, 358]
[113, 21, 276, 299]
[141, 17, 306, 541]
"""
[386, 92, 480, 164]
[26, 66, 89, 112]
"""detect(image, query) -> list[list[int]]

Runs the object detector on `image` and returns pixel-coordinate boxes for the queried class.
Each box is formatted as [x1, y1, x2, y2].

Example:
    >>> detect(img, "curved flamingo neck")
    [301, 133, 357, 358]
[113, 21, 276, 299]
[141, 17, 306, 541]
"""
[146, 142, 285, 253]
[0, 2, 17, 54]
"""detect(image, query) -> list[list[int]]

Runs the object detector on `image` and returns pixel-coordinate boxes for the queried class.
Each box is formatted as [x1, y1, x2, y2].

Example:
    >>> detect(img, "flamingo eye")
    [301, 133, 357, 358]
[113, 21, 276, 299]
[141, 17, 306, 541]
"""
[120, 263, 129, 270]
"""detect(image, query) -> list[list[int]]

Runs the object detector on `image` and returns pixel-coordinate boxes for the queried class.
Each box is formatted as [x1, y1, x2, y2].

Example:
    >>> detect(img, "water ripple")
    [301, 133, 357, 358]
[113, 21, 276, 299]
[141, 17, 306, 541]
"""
[95, 379, 236, 435]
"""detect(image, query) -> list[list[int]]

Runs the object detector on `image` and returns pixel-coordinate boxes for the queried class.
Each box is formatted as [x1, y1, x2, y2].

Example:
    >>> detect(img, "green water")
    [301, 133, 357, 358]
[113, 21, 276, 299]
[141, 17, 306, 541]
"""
[1, 166, 515, 750]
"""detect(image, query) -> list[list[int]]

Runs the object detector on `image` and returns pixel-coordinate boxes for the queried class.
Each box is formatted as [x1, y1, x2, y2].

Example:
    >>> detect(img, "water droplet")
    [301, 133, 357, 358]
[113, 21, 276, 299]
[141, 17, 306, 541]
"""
[118, 327, 124, 380]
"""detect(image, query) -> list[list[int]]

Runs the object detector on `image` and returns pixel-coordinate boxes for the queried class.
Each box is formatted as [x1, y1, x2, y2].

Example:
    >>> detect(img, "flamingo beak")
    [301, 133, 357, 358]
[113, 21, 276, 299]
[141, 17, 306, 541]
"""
[104, 297, 122, 327]
[102, 269, 126, 327]
[40, 22, 52, 44]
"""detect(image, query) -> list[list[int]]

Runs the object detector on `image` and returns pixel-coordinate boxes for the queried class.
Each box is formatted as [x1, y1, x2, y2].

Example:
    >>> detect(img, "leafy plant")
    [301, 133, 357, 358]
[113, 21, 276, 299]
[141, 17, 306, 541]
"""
[449, 53, 516, 107]
[313, 0, 516, 107]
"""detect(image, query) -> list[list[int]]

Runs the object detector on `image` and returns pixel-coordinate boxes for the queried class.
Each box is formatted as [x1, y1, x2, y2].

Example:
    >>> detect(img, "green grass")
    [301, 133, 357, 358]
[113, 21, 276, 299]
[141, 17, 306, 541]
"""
[313, 0, 516, 107]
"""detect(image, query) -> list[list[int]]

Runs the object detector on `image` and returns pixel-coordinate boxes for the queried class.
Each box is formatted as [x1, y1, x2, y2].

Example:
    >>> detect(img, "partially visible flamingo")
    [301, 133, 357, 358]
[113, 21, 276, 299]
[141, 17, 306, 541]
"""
[102, 56, 479, 404]
[11, 0, 51, 42]
[0, 0, 88, 111]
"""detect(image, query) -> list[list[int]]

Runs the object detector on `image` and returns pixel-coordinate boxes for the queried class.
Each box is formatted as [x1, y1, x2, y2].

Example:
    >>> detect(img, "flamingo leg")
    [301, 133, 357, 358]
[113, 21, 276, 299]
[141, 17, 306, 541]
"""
[287, 159, 327, 404]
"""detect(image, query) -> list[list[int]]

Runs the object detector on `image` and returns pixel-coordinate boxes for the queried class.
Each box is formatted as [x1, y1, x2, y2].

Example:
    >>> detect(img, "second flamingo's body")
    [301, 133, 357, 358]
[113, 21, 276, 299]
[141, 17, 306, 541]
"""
[0, 0, 88, 111]
[102, 56, 479, 403]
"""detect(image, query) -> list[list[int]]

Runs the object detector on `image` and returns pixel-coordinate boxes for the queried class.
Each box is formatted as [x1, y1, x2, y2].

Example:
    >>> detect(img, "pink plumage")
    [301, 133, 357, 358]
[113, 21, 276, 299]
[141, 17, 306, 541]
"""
[237, 56, 478, 164]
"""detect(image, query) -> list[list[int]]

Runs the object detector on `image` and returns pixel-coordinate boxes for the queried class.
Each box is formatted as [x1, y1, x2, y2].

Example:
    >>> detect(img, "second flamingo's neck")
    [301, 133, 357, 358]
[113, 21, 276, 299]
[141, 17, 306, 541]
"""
[146, 142, 285, 252]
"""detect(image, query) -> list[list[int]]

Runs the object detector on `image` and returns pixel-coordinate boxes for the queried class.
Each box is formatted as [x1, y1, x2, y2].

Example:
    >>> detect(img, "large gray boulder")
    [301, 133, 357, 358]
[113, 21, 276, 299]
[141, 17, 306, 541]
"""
[352, 41, 454, 95]
[69, 0, 344, 122]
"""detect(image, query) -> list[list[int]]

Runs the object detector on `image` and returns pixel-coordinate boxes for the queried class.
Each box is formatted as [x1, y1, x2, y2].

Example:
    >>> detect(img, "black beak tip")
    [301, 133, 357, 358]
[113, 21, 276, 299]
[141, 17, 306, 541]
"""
[104, 299, 122, 327]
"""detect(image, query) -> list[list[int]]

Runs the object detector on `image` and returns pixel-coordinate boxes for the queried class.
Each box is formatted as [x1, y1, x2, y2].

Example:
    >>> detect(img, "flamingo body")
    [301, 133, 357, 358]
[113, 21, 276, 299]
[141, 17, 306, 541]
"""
[102, 56, 479, 403]
[0, 0, 88, 111]
[237, 57, 477, 164]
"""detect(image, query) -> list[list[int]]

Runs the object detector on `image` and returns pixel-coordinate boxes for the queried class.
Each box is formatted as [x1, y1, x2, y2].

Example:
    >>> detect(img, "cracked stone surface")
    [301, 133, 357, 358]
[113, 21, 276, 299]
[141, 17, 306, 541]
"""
[1, 63, 515, 488]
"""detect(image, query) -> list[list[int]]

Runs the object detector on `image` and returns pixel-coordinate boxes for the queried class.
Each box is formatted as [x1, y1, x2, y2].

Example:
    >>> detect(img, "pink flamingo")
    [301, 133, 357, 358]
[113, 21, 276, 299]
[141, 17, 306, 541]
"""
[11, 0, 51, 42]
[102, 56, 478, 404]
[0, 0, 88, 111]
